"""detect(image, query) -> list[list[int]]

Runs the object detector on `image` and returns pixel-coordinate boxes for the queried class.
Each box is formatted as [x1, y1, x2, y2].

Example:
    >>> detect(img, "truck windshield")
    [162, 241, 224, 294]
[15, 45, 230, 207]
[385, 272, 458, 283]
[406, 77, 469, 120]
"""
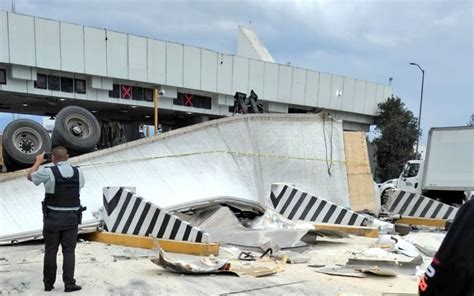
[402, 163, 420, 178]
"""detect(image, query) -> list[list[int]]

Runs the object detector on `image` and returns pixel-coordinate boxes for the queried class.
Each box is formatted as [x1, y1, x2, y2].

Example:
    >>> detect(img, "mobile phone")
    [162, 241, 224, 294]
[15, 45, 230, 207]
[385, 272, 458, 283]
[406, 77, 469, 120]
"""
[44, 153, 52, 161]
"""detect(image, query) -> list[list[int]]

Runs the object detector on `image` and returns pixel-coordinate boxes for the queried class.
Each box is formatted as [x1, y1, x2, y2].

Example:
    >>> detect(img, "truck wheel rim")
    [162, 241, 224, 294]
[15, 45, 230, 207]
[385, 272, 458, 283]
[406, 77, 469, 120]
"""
[12, 127, 43, 154]
[65, 114, 92, 138]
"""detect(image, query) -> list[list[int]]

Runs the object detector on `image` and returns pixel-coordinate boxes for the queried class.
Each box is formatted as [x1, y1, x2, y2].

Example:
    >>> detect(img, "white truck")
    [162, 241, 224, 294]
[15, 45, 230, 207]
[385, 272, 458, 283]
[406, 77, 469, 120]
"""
[381, 126, 474, 205]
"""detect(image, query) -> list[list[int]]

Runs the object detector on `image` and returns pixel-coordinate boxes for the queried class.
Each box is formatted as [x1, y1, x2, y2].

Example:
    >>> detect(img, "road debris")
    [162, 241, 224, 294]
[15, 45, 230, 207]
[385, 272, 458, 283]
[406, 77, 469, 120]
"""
[316, 267, 368, 278]
[151, 248, 231, 275]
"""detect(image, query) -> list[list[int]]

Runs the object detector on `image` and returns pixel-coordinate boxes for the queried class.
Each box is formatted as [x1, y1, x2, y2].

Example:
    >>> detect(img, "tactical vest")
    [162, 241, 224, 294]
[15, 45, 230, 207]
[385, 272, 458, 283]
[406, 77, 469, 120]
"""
[44, 165, 80, 208]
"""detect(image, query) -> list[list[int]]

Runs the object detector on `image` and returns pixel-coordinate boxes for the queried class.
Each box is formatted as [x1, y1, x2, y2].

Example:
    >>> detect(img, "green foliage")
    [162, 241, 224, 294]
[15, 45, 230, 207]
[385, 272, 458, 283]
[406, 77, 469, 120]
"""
[373, 96, 420, 181]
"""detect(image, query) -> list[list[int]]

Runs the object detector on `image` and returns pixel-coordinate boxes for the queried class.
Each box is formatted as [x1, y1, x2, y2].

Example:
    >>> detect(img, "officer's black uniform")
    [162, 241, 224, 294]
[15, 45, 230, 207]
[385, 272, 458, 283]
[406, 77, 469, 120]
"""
[419, 198, 474, 295]
[42, 166, 81, 291]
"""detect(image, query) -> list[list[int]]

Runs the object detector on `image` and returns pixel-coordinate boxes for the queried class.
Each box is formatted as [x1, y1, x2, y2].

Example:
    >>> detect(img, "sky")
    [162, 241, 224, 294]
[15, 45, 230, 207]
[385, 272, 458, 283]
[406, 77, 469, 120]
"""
[0, 0, 472, 143]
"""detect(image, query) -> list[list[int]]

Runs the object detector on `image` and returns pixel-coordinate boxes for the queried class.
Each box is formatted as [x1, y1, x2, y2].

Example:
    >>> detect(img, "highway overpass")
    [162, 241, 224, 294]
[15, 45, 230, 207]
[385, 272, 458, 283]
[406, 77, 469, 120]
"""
[0, 11, 392, 132]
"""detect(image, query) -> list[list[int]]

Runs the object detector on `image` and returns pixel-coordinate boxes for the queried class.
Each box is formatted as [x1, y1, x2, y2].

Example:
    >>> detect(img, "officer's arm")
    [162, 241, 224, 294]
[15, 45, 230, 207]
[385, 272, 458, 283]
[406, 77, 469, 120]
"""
[27, 153, 45, 181]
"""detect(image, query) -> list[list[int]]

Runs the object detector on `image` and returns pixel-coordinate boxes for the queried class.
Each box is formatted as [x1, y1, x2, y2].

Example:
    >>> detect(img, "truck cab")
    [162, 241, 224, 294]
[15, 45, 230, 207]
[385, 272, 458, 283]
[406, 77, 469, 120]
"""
[396, 158, 470, 205]
[396, 160, 423, 194]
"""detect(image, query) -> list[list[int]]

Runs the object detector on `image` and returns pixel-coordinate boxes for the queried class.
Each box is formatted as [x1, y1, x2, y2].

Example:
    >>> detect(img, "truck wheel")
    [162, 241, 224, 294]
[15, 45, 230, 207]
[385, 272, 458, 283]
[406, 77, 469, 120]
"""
[52, 106, 100, 153]
[2, 152, 22, 172]
[2, 119, 52, 170]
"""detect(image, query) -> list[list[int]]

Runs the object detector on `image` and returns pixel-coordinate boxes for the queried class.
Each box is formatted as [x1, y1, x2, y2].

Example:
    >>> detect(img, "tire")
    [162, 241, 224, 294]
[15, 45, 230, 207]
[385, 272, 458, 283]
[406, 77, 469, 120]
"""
[2, 119, 52, 170]
[2, 152, 22, 172]
[51, 106, 100, 153]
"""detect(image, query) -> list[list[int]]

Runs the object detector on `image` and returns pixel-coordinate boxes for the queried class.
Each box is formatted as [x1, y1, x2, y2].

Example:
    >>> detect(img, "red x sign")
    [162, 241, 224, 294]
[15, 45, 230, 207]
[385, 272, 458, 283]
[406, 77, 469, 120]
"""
[121, 85, 132, 99]
[184, 94, 193, 106]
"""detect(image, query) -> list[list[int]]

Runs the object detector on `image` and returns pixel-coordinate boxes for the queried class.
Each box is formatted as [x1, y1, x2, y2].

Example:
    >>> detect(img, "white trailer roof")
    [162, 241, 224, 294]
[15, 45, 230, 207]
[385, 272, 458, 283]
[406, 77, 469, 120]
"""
[0, 114, 350, 243]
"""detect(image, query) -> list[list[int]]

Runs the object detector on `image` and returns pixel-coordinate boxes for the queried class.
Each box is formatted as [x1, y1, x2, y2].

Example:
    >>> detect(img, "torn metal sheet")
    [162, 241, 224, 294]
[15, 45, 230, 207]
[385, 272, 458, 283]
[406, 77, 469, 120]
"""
[0, 114, 350, 243]
[346, 255, 423, 275]
[316, 267, 367, 278]
[150, 248, 277, 277]
[316, 265, 397, 278]
[356, 267, 397, 277]
[386, 190, 458, 220]
[151, 249, 230, 274]
[182, 206, 314, 250]
[403, 232, 445, 257]
[393, 237, 420, 258]
[270, 183, 368, 226]
[167, 197, 265, 216]
[375, 234, 421, 258]
[102, 187, 210, 243]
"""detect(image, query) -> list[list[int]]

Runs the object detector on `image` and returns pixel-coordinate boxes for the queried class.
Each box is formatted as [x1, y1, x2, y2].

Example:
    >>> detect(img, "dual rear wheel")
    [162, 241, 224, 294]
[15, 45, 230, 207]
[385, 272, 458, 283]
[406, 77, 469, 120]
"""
[2, 106, 100, 171]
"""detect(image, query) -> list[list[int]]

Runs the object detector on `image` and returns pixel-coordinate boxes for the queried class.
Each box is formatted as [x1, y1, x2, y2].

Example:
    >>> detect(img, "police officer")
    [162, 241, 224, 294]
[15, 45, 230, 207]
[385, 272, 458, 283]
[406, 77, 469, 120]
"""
[27, 146, 84, 293]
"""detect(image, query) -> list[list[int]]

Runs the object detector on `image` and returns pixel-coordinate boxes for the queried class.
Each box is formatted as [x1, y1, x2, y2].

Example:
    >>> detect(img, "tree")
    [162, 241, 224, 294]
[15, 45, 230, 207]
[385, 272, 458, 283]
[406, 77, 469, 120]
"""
[373, 96, 420, 181]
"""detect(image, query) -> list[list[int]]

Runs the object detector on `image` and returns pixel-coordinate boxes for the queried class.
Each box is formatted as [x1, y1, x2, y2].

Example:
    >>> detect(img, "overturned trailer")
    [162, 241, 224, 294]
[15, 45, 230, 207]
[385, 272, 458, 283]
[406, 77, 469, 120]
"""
[0, 113, 377, 244]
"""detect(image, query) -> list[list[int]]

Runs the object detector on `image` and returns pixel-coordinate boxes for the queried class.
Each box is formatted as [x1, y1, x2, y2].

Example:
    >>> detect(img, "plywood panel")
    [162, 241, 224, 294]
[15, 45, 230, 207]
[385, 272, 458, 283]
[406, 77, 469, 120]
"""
[232, 55, 249, 94]
[106, 31, 128, 79]
[9, 13, 35, 66]
[201, 49, 217, 92]
[343, 131, 375, 211]
[84, 27, 107, 76]
[35, 18, 60, 70]
[166, 42, 183, 87]
[147, 39, 166, 84]
[129, 35, 147, 81]
[183, 45, 201, 90]
[60, 22, 84, 73]
[0, 12, 9, 63]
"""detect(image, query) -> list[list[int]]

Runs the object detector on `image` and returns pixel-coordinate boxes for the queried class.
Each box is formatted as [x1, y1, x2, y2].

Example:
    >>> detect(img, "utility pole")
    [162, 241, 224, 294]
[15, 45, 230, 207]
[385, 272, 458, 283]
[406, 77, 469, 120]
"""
[12, 0, 16, 13]
[409, 62, 425, 160]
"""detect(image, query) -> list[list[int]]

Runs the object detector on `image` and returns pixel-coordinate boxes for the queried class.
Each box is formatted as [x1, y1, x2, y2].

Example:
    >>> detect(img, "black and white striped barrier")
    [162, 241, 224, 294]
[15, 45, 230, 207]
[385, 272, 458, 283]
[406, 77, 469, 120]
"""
[270, 183, 369, 226]
[387, 190, 458, 220]
[103, 187, 210, 243]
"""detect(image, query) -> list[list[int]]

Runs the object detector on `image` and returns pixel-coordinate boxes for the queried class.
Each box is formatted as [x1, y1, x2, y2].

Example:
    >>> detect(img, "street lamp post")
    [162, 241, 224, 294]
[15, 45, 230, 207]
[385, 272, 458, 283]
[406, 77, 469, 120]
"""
[410, 62, 425, 160]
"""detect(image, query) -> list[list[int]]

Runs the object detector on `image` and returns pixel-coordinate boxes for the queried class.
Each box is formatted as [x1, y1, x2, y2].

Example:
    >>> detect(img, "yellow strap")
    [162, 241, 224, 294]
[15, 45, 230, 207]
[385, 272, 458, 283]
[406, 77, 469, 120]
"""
[80, 150, 368, 169]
